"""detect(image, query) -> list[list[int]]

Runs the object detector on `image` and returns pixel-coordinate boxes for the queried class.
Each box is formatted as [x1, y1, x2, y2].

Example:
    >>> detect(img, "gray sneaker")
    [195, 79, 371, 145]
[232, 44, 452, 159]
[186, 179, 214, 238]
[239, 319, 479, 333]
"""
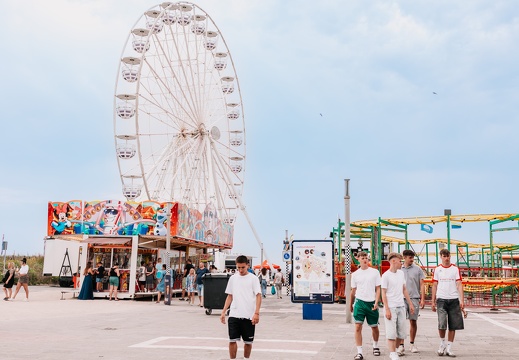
[437, 344, 446, 356]
[397, 345, 405, 356]
[445, 350, 456, 357]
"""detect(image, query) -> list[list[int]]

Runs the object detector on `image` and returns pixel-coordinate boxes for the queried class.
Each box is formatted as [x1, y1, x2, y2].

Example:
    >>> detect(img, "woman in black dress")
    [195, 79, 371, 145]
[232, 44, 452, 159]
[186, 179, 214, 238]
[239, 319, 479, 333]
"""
[2, 262, 15, 300]
[78, 262, 95, 300]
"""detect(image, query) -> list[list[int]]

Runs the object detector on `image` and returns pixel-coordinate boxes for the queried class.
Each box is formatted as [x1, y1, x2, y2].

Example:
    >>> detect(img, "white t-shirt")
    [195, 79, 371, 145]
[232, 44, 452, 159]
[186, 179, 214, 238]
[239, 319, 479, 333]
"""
[351, 267, 381, 302]
[381, 269, 406, 308]
[138, 266, 146, 281]
[225, 272, 261, 319]
[274, 271, 283, 284]
[433, 264, 462, 299]
[19, 264, 29, 275]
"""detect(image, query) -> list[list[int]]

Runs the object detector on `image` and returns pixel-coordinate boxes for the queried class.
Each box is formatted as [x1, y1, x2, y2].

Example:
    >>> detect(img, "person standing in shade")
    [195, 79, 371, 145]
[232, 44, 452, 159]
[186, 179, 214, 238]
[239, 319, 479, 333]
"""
[397, 249, 425, 355]
[137, 261, 146, 292]
[196, 262, 209, 307]
[381, 252, 415, 360]
[432, 249, 464, 357]
[350, 251, 381, 360]
[155, 257, 163, 287]
[220, 255, 261, 360]
[95, 262, 105, 292]
[180, 258, 194, 301]
[12, 258, 30, 301]
[145, 261, 155, 292]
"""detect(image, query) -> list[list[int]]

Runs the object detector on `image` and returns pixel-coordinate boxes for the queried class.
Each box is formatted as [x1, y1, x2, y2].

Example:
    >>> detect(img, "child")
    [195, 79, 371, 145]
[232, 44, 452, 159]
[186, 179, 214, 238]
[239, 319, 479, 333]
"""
[186, 268, 196, 305]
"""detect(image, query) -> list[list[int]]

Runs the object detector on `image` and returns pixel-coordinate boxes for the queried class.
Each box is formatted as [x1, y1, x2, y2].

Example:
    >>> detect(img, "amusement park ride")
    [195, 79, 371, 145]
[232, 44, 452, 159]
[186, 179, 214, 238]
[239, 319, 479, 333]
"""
[44, 2, 266, 298]
[331, 211, 519, 308]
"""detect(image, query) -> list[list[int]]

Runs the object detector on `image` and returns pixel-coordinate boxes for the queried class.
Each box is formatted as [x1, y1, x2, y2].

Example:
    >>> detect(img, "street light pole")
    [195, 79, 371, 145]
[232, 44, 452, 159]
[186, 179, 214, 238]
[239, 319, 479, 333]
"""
[164, 202, 171, 305]
[344, 179, 352, 323]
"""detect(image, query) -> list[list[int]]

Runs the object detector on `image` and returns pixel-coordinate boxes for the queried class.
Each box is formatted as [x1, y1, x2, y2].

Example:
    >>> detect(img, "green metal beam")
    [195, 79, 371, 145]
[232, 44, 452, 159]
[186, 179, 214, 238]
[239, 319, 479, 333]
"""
[489, 214, 519, 225]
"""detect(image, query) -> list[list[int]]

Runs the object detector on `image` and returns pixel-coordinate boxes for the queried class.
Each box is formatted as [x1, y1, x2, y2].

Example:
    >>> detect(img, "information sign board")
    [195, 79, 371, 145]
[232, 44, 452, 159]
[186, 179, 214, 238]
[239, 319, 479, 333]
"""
[291, 240, 334, 304]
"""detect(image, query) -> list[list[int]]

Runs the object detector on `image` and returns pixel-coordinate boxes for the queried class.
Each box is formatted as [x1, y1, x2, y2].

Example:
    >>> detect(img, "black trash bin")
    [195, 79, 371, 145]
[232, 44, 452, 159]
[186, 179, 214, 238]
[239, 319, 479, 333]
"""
[202, 273, 231, 315]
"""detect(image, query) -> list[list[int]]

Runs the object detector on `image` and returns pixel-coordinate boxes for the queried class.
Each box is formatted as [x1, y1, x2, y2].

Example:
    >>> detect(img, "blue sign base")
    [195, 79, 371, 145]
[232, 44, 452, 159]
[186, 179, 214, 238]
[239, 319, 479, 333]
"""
[302, 303, 322, 320]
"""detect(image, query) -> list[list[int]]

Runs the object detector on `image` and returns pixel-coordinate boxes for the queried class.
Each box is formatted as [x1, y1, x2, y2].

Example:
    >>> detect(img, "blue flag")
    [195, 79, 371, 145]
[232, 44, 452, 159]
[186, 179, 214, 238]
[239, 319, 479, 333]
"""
[421, 224, 433, 233]
[451, 223, 462, 229]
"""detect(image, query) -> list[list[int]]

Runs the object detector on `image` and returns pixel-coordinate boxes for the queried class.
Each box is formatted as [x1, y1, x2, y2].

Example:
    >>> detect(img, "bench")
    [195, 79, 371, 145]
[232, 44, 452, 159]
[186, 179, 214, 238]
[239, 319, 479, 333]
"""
[60, 289, 79, 300]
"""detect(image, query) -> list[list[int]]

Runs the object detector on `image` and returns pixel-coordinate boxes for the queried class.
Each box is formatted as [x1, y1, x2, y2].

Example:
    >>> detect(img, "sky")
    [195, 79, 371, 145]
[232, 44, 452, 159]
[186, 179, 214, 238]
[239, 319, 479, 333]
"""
[1, 0, 518, 266]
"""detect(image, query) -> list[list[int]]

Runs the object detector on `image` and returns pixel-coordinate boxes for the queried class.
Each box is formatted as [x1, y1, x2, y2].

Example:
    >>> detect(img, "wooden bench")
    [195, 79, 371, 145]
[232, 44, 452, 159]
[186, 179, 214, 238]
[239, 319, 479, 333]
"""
[60, 289, 79, 300]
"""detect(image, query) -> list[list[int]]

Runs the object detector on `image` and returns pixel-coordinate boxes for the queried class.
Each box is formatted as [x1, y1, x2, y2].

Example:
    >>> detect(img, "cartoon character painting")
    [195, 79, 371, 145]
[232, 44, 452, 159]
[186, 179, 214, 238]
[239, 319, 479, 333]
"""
[154, 208, 168, 236]
[96, 200, 123, 235]
[51, 203, 72, 235]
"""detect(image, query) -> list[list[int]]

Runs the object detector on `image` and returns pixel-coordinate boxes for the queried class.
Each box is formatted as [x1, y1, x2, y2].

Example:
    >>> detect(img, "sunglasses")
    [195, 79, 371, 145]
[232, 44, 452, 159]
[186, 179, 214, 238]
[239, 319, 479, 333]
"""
[105, 208, 119, 215]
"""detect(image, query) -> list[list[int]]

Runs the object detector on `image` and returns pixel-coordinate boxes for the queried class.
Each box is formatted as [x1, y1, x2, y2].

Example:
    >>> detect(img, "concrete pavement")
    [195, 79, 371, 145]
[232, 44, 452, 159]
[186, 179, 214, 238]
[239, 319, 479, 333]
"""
[1, 286, 518, 359]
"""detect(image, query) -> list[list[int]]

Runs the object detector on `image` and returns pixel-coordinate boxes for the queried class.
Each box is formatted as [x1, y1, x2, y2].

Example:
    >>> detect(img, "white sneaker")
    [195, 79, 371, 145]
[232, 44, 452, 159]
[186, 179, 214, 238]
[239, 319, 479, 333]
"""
[24, 298, 29, 302]
[437, 345, 446, 356]
[445, 350, 456, 357]
[397, 345, 405, 356]
[410, 344, 419, 353]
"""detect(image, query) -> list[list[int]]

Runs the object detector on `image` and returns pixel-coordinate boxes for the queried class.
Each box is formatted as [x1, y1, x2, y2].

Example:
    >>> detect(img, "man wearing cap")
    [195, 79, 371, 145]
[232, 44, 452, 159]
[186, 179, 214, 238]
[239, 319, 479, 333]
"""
[381, 252, 414, 360]
[396, 249, 425, 355]
[350, 251, 381, 360]
[431, 249, 464, 357]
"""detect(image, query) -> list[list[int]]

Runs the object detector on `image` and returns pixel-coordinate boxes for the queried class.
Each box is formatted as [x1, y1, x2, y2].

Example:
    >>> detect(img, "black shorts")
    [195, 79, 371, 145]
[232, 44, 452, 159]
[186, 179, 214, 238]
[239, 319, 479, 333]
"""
[228, 317, 255, 344]
[436, 298, 464, 331]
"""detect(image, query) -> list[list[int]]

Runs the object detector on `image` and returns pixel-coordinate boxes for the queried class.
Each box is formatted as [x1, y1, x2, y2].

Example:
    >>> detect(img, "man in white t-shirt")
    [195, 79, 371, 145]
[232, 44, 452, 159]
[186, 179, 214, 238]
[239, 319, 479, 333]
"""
[221, 255, 261, 360]
[381, 252, 414, 360]
[431, 249, 464, 357]
[350, 251, 382, 360]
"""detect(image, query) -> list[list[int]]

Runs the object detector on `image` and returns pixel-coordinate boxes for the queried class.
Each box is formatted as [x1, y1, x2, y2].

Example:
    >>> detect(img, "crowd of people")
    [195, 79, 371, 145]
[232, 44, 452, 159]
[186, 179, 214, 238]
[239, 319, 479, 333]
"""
[2, 250, 465, 360]
[351, 249, 465, 360]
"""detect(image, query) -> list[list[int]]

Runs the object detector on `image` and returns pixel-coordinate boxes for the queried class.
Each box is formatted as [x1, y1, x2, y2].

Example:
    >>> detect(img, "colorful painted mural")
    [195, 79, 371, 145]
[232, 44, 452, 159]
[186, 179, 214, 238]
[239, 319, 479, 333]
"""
[47, 200, 233, 248]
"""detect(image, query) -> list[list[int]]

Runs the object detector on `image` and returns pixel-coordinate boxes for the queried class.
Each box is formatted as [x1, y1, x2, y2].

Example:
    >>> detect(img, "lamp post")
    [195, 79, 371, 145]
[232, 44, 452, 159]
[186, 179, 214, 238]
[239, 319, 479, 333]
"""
[344, 179, 352, 323]
[164, 202, 171, 305]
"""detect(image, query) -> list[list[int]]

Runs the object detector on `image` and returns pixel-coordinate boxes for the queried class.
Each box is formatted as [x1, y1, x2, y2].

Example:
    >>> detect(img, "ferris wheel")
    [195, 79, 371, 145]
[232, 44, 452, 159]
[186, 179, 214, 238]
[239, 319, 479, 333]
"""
[113, 2, 245, 225]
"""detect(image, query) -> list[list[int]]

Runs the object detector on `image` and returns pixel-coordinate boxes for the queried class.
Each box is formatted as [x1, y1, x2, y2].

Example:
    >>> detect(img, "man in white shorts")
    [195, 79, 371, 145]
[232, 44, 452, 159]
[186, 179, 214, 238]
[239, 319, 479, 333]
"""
[396, 249, 425, 355]
[350, 251, 382, 360]
[432, 249, 464, 357]
[381, 252, 414, 360]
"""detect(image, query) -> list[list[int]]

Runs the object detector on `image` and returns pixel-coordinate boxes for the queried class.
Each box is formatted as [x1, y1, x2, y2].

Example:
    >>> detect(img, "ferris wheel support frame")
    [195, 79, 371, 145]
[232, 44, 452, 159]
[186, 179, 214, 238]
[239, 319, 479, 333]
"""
[209, 138, 268, 262]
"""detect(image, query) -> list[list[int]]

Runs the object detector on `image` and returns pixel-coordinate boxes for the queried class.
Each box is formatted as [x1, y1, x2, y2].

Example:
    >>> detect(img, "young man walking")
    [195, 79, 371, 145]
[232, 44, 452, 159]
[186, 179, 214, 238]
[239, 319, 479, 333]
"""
[397, 249, 425, 355]
[431, 249, 464, 357]
[381, 252, 415, 360]
[350, 251, 382, 360]
[221, 255, 262, 360]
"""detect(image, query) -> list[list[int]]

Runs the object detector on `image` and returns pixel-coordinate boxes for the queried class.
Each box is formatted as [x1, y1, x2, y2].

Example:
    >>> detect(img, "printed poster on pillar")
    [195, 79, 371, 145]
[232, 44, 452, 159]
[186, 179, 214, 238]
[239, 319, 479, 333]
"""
[291, 240, 334, 304]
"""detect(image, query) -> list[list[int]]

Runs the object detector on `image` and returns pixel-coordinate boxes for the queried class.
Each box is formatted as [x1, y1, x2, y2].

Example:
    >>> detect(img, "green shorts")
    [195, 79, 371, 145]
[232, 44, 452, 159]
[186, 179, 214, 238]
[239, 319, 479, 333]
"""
[109, 276, 119, 287]
[353, 299, 379, 327]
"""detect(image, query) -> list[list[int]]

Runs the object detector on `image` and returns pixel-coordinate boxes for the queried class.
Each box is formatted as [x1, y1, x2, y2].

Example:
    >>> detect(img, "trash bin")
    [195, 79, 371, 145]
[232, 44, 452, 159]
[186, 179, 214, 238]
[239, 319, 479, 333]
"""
[202, 273, 231, 315]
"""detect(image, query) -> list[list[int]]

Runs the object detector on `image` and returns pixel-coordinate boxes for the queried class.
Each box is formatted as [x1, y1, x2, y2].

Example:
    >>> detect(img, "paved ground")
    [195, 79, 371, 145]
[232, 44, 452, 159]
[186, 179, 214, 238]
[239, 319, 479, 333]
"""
[1, 286, 519, 360]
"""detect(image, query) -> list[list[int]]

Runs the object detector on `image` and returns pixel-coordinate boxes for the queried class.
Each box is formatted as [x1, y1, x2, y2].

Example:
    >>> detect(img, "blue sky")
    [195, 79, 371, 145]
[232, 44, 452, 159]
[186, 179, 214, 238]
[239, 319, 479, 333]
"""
[1, 1, 518, 265]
